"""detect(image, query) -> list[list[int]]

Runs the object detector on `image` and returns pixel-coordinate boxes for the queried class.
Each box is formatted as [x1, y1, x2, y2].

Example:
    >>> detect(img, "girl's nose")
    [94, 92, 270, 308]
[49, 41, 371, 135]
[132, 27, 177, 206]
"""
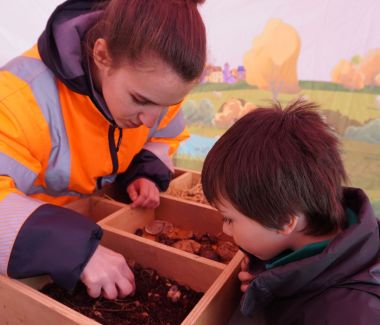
[139, 106, 164, 128]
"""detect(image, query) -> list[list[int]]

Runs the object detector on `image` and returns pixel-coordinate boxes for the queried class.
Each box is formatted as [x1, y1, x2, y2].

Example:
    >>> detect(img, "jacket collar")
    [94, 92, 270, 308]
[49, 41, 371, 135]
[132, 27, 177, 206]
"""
[37, 0, 114, 123]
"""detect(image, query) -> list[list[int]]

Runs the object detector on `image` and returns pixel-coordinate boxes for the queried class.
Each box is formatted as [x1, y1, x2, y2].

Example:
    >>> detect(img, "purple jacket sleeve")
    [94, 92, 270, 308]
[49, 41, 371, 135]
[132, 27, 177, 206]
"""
[7, 204, 102, 290]
[116, 149, 173, 202]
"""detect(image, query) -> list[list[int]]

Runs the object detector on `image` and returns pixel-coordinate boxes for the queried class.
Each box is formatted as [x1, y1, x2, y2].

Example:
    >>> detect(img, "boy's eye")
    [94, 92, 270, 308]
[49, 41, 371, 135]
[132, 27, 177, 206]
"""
[223, 216, 233, 224]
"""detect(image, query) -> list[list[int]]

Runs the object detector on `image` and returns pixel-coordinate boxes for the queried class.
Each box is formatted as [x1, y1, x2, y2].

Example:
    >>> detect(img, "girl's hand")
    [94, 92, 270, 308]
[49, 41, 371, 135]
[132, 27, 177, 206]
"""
[80, 245, 135, 299]
[127, 178, 160, 209]
[238, 256, 255, 292]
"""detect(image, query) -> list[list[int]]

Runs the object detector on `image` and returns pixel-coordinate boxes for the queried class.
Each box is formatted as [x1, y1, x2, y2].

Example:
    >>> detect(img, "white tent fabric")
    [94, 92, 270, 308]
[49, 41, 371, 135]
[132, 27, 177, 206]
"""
[0, 0, 62, 65]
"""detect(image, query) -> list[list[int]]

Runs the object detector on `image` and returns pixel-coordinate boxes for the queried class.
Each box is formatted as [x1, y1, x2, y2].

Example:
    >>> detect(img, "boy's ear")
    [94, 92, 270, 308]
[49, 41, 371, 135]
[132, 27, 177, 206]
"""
[92, 38, 112, 71]
[277, 215, 298, 235]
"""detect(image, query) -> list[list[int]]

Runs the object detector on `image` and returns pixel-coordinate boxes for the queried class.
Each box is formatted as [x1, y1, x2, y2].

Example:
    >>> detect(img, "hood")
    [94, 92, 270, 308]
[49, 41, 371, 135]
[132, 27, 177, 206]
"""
[38, 0, 113, 122]
[241, 187, 380, 315]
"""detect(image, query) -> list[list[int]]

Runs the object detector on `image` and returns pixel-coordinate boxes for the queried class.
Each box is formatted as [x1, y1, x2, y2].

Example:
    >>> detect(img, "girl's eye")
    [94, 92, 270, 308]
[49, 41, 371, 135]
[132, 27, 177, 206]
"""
[223, 216, 233, 224]
[132, 95, 149, 106]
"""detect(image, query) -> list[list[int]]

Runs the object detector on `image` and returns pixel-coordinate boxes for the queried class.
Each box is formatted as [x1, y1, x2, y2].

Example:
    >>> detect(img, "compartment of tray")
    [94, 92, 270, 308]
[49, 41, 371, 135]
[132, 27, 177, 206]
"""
[99, 196, 238, 265]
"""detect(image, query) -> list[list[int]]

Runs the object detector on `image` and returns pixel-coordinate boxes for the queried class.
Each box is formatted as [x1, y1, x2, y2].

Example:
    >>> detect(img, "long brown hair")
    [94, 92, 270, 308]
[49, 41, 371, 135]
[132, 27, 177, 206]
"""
[86, 0, 206, 81]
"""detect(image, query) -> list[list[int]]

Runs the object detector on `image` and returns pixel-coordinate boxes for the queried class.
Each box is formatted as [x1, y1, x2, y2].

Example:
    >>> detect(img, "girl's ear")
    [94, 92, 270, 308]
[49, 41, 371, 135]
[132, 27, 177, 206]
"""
[92, 38, 112, 71]
[277, 215, 298, 235]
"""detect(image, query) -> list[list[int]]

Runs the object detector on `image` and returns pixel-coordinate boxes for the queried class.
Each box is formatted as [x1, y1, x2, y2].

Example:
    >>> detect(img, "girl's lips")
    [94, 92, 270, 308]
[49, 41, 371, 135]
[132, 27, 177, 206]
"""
[124, 121, 141, 128]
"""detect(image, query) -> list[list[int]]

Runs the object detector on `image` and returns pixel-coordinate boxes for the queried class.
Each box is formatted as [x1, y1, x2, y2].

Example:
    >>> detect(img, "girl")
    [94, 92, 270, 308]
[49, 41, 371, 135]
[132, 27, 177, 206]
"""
[0, 0, 206, 300]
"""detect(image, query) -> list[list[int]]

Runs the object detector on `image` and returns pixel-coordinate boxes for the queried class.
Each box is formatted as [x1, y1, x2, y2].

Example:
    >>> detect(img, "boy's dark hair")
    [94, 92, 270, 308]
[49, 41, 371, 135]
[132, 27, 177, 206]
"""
[202, 98, 348, 236]
[86, 0, 206, 81]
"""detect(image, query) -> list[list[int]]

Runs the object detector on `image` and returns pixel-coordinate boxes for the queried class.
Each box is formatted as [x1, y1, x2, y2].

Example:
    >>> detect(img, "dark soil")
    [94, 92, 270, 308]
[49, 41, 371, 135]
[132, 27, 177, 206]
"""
[41, 264, 203, 325]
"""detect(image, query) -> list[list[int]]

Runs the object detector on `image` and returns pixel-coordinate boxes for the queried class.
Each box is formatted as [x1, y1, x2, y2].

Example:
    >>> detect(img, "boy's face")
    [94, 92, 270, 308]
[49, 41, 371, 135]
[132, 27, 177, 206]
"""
[217, 199, 291, 261]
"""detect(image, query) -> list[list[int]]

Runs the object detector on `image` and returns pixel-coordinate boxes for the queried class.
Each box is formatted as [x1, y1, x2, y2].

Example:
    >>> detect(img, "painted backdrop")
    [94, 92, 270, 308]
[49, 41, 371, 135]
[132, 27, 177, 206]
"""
[175, 0, 380, 217]
[1, 0, 379, 216]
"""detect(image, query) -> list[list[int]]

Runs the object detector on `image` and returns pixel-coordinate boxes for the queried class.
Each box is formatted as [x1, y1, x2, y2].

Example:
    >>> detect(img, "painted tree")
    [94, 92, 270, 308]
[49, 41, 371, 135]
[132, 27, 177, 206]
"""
[359, 49, 380, 87]
[243, 19, 301, 99]
[182, 99, 215, 126]
[375, 74, 380, 87]
[331, 59, 365, 90]
[213, 98, 256, 128]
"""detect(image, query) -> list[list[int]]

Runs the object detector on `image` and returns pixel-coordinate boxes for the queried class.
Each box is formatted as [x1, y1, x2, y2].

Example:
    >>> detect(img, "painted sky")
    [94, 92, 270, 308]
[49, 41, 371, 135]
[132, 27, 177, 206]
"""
[200, 0, 379, 81]
[1, 0, 379, 81]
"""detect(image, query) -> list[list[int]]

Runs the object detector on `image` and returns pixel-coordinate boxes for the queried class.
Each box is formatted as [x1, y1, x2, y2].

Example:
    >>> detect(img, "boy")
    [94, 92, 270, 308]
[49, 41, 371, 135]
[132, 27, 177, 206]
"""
[201, 99, 380, 324]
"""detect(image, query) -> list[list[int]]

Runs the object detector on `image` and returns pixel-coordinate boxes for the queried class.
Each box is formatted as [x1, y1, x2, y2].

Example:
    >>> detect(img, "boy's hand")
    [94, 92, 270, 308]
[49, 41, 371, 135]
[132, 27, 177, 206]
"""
[238, 256, 255, 293]
[80, 245, 135, 299]
[127, 178, 160, 209]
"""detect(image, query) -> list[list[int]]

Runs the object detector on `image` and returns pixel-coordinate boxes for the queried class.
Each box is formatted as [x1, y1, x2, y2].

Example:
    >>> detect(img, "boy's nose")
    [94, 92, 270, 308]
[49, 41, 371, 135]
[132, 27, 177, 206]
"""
[139, 107, 164, 128]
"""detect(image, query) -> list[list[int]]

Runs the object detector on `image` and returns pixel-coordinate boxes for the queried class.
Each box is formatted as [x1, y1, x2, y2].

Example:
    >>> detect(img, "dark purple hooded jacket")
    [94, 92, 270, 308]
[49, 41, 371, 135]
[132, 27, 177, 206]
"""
[241, 188, 380, 324]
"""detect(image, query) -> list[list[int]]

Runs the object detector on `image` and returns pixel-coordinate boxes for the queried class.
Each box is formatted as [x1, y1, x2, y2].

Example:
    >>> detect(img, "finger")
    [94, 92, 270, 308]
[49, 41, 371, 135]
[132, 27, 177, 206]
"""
[113, 262, 135, 297]
[130, 194, 148, 208]
[150, 189, 160, 208]
[141, 195, 160, 209]
[102, 283, 118, 300]
[134, 197, 151, 209]
[143, 186, 160, 209]
[241, 282, 250, 293]
[114, 256, 135, 282]
[131, 185, 154, 208]
[153, 196, 160, 208]
[86, 284, 102, 298]
[127, 184, 138, 202]
[238, 271, 255, 282]
[131, 183, 150, 207]
[122, 263, 135, 284]
[145, 201, 159, 209]
[116, 277, 135, 298]
[241, 256, 249, 271]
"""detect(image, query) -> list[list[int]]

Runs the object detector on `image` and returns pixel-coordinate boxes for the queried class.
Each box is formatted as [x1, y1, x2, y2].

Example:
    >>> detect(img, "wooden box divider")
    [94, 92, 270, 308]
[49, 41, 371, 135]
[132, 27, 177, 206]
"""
[65, 196, 127, 223]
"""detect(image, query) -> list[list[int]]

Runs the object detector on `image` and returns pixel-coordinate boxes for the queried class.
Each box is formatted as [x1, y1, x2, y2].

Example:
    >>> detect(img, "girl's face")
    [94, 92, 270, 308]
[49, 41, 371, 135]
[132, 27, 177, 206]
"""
[94, 41, 195, 129]
[218, 199, 291, 261]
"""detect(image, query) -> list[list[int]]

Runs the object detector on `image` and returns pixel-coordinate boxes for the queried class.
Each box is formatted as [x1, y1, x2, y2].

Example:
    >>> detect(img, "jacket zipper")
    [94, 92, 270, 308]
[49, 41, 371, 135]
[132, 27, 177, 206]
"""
[97, 125, 123, 189]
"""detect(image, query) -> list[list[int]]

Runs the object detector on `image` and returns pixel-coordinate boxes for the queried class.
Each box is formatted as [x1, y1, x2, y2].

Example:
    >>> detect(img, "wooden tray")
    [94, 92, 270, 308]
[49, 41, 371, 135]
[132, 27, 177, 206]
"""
[0, 196, 243, 325]
[99, 196, 237, 267]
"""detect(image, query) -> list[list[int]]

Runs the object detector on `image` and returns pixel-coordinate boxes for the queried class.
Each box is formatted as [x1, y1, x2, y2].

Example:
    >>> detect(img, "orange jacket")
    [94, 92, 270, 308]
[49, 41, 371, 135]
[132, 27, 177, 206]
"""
[0, 45, 188, 287]
[0, 46, 189, 204]
[0, 0, 190, 288]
